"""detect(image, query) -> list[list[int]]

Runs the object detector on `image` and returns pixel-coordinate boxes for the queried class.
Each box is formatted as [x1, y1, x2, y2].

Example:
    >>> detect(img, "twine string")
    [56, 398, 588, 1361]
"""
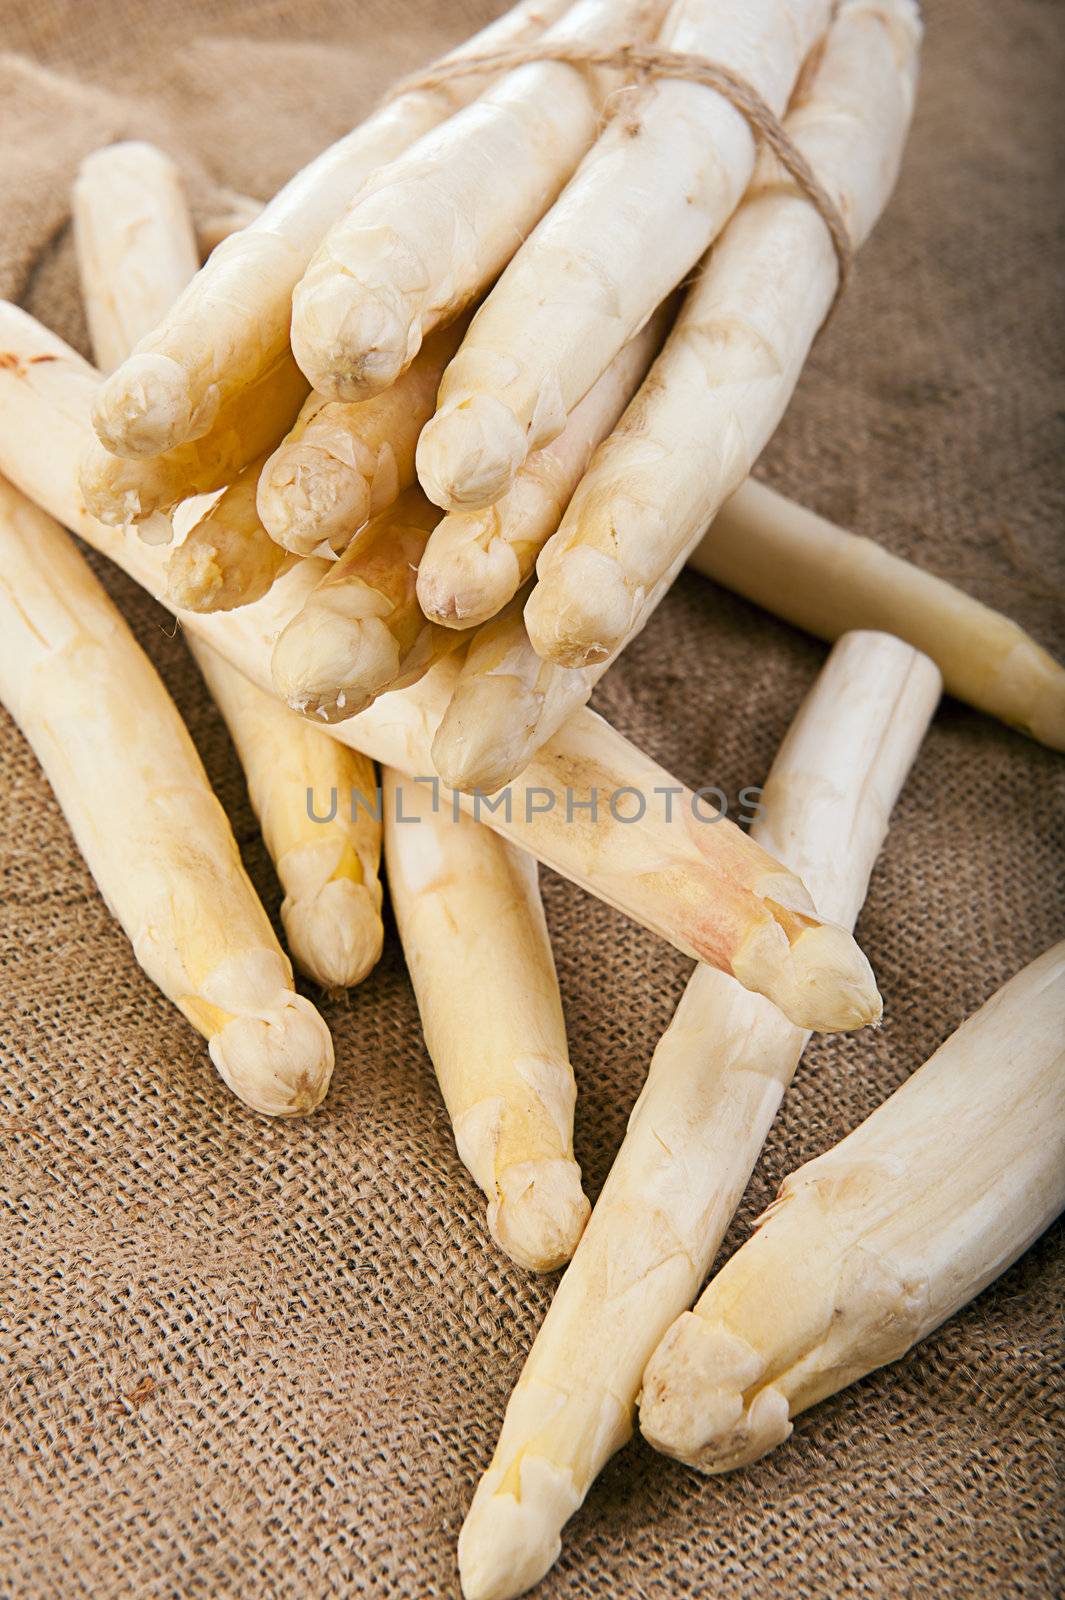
[384, 40, 854, 299]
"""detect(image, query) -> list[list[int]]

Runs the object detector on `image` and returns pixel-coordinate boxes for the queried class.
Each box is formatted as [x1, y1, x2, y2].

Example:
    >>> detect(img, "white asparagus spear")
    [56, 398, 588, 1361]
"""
[75, 139, 385, 991]
[431, 0, 923, 792]
[166, 453, 292, 612]
[691, 479, 1065, 752]
[291, 0, 665, 402]
[456, 631, 940, 1600]
[0, 479, 333, 1116]
[383, 769, 588, 1270]
[89, 0, 569, 460]
[257, 317, 468, 558]
[197, 646, 384, 988]
[524, 0, 922, 667]
[416, 0, 834, 512]
[640, 939, 1065, 1472]
[271, 487, 463, 721]
[416, 306, 670, 630]
[0, 302, 882, 1033]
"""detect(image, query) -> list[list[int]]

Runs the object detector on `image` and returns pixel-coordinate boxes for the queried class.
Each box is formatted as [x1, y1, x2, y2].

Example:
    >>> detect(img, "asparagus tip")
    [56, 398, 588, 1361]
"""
[292, 273, 412, 400]
[638, 1311, 792, 1473]
[208, 992, 334, 1116]
[487, 1157, 590, 1272]
[524, 546, 632, 668]
[417, 393, 528, 513]
[282, 877, 384, 989]
[93, 351, 212, 459]
[733, 913, 882, 1033]
[459, 1461, 579, 1600]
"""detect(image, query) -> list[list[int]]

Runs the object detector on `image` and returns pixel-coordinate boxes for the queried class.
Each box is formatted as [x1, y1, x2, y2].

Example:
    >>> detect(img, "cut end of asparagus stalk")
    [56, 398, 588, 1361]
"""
[417, 394, 530, 513]
[291, 269, 416, 401]
[281, 873, 385, 990]
[431, 671, 543, 795]
[257, 436, 372, 556]
[732, 909, 883, 1033]
[488, 1157, 591, 1274]
[271, 596, 399, 723]
[638, 1311, 791, 1472]
[207, 990, 335, 1117]
[93, 351, 216, 459]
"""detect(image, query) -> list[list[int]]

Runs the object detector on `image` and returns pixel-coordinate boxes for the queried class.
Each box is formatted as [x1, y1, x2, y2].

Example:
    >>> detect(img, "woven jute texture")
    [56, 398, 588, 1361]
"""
[1, 1, 1063, 1596]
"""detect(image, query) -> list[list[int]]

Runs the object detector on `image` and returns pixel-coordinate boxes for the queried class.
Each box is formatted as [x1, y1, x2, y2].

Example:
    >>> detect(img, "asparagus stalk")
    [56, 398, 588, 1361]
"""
[524, 0, 921, 668]
[271, 487, 464, 720]
[257, 318, 468, 558]
[0, 480, 334, 1115]
[456, 631, 940, 1600]
[166, 452, 291, 612]
[197, 646, 384, 988]
[640, 940, 1065, 1472]
[416, 0, 834, 512]
[89, 0, 569, 460]
[383, 769, 588, 1270]
[75, 139, 385, 991]
[416, 307, 670, 630]
[291, 0, 665, 401]
[0, 301, 882, 1033]
[692, 479, 1065, 752]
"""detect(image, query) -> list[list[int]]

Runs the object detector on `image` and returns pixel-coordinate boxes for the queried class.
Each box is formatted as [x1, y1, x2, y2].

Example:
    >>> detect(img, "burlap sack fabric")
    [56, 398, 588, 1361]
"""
[0, 0, 1062, 1595]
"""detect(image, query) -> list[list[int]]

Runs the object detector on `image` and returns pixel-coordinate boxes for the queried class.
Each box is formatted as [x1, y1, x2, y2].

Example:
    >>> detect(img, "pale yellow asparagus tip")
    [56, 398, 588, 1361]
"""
[638, 1311, 786, 1467]
[209, 989, 335, 1116]
[431, 670, 544, 796]
[93, 350, 214, 458]
[732, 914, 883, 1033]
[416, 515, 522, 629]
[272, 596, 399, 723]
[257, 424, 371, 555]
[291, 276, 418, 400]
[460, 1486, 577, 1600]
[418, 392, 531, 513]
[524, 544, 630, 667]
[490, 1159, 590, 1274]
[281, 868, 384, 990]
[166, 460, 288, 613]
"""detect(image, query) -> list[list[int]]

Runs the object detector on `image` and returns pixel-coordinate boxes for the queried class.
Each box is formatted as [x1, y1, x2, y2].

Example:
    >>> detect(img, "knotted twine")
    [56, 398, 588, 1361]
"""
[384, 39, 855, 302]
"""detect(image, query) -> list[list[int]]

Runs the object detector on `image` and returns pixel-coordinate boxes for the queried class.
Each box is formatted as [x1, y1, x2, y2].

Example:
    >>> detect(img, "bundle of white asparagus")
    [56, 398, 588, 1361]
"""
[1, 0, 1062, 1593]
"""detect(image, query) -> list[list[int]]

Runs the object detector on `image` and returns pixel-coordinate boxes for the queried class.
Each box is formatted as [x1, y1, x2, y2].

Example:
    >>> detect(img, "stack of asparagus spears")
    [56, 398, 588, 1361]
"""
[0, 1, 1062, 1595]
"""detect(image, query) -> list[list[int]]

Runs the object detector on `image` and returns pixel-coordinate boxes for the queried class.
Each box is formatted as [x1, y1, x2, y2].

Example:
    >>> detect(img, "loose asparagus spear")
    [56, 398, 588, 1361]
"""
[456, 631, 940, 1600]
[74, 139, 385, 990]
[0, 301, 882, 1033]
[692, 479, 1065, 752]
[89, 0, 569, 460]
[257, 318, 467, 558]
[416, 0, 834, 511]
[640, 940, 1065, 1472]
[291, 0, 665, 400]
[384, 769, 588, 1270]
[416, 308, 669, 630]
[0, 480, 334, 1115]
[524, 0, 921, 668]
[271, 487, 465, 721]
